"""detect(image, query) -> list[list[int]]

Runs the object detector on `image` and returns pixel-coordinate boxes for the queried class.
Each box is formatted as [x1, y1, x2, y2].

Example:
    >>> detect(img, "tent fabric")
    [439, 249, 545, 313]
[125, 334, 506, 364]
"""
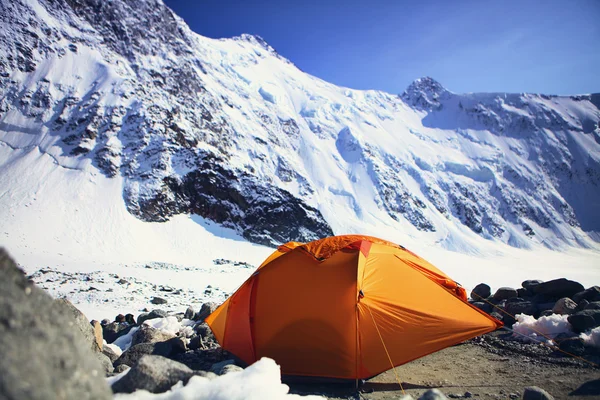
[206, 235, 502, 379]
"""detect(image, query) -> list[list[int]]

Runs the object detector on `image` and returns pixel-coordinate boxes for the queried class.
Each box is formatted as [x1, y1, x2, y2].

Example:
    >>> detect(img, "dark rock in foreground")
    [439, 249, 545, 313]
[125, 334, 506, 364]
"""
[111, 355, 194, 394]
[0, 248, 112, 400]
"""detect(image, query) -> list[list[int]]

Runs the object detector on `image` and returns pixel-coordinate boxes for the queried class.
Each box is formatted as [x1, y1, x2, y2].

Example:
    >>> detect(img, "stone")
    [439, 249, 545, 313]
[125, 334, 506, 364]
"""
[470, 283, 491, 300]
[552, 298, 577, 315]
[138, 309, 168, 325]
[194, 302, 217, 322]
[115, 314, 126, 323]
[471, 301, 492, 313]
[567, 310, 600, 333]
[102, 345, 120, 363]
[184, 306, 195, 320]
[114, 364, 131, 374]
[103, 321, 131, 344]
[125, 313, 136, 325]
[0, 249, 112, 399]
[189, 335, 204, 350]
[490, 311, 503, 321]
[517, 288, 530, 298]
[558, 338, 586, 356]
[131, 324, 176, 347]
[584, 301, 600, 310]
[505, 299, 536, 316]
[55, 298, 102, 353]
[572, 286, 600, 304]
[220, 364, 243, 375]
[493, 287, 518, 301]
[94, 351, 114, 374]
[539, 310, 554, 317]
[91, 320, 104, 351]
[522, 280, 543, 291]
[111, 355, 194, 394]
[151, 297, 168, 305]
[535, 302, 555, 313]
[114, 341, 174, 368]
[210, 359, 236, 374]
[523, 386, 554, 400]
[533, 278, 585, 299]
[419, 389, 449, 400]
[576, 299, 590, 311]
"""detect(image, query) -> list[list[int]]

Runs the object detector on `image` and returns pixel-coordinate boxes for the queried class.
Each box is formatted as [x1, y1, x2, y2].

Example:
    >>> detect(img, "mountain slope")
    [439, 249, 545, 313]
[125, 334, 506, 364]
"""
[1, 0, 599, 253]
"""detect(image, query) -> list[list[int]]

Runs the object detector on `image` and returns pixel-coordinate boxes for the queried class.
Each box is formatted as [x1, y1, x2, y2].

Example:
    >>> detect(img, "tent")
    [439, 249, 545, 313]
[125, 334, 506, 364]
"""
[206, 235, 502, 380]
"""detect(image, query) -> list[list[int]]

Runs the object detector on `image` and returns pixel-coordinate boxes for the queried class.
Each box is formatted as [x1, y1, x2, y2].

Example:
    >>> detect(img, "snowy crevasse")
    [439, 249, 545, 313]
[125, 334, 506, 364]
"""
[0, 0, 599, 250]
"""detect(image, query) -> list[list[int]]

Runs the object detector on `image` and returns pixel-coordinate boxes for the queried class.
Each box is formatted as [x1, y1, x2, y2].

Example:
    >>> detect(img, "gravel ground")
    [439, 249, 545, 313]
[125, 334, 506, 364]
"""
[289, 331, 600, 399]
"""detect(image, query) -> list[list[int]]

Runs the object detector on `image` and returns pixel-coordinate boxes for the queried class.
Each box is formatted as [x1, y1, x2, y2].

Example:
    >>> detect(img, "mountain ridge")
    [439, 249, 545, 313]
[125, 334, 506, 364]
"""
[1, 0, 599, 250]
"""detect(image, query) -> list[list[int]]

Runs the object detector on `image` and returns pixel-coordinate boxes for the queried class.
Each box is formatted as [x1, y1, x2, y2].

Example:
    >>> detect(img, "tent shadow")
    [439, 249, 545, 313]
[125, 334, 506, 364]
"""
[570, 379, 600, 396]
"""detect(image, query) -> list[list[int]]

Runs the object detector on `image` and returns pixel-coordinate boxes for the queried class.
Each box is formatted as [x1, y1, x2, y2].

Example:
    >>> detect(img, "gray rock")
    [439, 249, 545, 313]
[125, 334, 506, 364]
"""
[194, 302, 218, 322]
[114, 364, 131, 374]
[220, 364, 244, 375]
[558, 337, 586, 356]
[131, 324, 176, 346]
[210, 359, 236, 374]
[505, 299, 536, 316]
[470, 283, 491, 300]
[125, 314, 136, 325]
[567, 310, 600, 333]
[522, 280, 544, 291]
[584, 301, 600, 310]
[189, 335, 205, 350]
[533, 278, 585, 299]
[111, 355, 194, 394]
[552, 298, 577, 315]
[0, 248, 112, 400]
[539, 310, 554, 317]
[195, 322, 216, 342]
[94, 351, 115, 374]
[102, 345, 120, 364]
[55, 298, 102, 353]
[151, 297, 168, 305]
[517, 288, 531, 298]
[493, 287, 518, 301]
[523, 386, 554, 400]
[419, 389, 449, 400]
[471, 301, 492, 313]
[138, 309, 168, 325]
[184, 306, 195, 320]
[103, 321, 132, 344]
[572, 286, 600, 304]
[114, 341, 174, 368]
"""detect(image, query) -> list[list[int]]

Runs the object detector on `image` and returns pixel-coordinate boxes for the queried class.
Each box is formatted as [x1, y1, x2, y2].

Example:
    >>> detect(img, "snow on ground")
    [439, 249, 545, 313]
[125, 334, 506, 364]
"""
[511, 314, 600, 349]
[112, 358, 324, 400]
[0, 141, 599, 322]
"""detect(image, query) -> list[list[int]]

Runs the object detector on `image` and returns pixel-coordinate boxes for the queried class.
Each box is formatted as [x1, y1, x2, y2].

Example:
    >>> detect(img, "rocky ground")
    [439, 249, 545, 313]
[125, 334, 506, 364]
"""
[2, 248, 599, 400]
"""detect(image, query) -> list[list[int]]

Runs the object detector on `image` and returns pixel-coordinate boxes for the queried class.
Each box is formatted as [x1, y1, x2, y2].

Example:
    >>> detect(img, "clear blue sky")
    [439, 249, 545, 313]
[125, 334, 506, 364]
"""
[164, 0, 600, 95]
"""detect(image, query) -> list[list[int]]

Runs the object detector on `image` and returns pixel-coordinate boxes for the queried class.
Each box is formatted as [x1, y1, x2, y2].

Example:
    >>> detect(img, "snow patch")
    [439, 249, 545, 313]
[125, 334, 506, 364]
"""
[511, 314, 573, 343]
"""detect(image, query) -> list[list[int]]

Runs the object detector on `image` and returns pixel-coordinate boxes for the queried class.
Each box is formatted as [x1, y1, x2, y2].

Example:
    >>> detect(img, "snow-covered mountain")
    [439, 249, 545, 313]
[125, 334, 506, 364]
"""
[1, 0, 599, 255]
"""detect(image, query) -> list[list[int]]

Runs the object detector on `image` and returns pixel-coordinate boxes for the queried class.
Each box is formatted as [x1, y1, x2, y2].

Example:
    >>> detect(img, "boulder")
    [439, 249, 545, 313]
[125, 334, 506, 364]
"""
[115, 314, 126, 323]
[189, 335, 205, 350]
[138, 309, 168, 325]
[113, 341, 174, 368]
[102, 345, 120, 364]
[131, 325, 176, 347]
[184, 306, 195, 320]
[151, 297, 168, 305]
[125, 314, 136, 325]
[471, 301, 492, 313]
[505, 299, 536, 316]
[103, 322, 131, 344]
[493, 287, 518, 301]
[470, 283, 491, 300]
[552, 298, 577, 315]
[91, 320, 104, 351]
[577, 299, 590, 311]
[55, 298, 102, 353]
[533, 278, 584, 299]
[0, 249, 112, 399]
[523, 386, 554, 400]
[194, 302, 217, 322]
[522, 280, 543, 291]
[572, 286, 600, 304]
[114, 364, 131, 374]
[584, 301, 600, 310]
[94, 351, 114, 374]
[558, 338, 586, 356]
[517, 288, 530, 298]
[567, 310, 600, 333]
[111, 355, 193, 394]
[419, 389, 449, 400]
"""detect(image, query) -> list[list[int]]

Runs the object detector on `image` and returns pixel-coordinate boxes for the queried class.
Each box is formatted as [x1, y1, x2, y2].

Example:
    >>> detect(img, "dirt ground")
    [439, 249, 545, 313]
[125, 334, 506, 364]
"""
[289, 333, 600, 399]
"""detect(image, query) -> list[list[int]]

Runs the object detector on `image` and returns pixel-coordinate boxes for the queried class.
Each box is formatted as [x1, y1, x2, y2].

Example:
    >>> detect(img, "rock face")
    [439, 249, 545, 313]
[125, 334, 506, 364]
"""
[0, 249, 112, 400]
[111, 355, 194, 394]
[1, 0, 599, 249]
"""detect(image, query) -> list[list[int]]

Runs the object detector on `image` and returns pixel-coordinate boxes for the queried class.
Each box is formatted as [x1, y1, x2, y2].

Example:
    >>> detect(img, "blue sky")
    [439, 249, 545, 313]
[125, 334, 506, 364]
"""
[164, 0, 600, 95]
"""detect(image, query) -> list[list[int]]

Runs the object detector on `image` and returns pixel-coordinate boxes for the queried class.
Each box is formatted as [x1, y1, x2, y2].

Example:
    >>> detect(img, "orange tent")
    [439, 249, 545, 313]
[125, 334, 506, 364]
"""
[206, 235, 502, 379]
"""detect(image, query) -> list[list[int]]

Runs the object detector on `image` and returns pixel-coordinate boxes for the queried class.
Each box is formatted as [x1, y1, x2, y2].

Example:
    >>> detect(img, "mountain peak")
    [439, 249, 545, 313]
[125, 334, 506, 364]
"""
[401, 77, 449, 110]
